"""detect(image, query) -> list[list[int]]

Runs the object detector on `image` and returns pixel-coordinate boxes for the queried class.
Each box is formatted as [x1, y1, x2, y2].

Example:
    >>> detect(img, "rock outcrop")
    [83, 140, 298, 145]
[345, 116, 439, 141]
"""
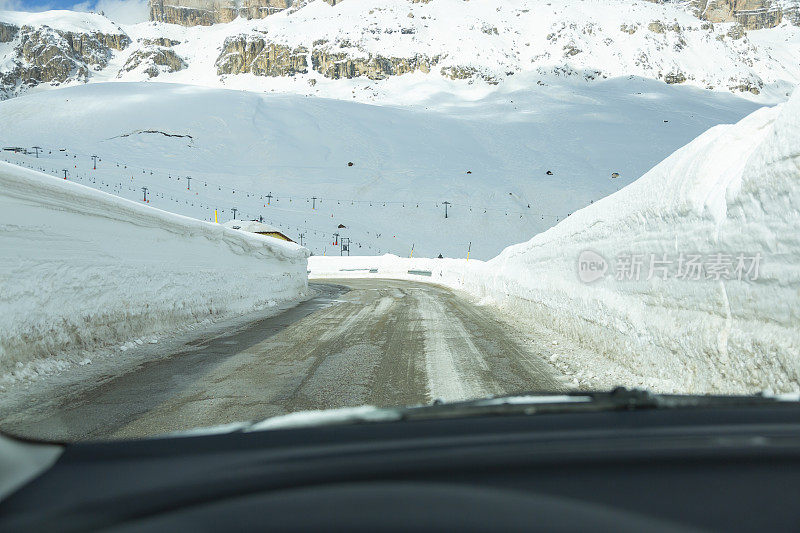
[149, 0, 340, 26]
[729, 80, 763, 94]
[140, 37, 181, 47]
[440, 65, 499, 85]
[0, 22, 18, 42]
[121, 47, 187, 78]
[214, 37, 438, 80]
[785, 5, 800, 25]
[734, 6, 783, 28]
[311, 49, 437, 80]
[664, 71, 688, 84]
[1, 25, 130, 98]
[693, 0, 784, 29]
[216, 37, 308, 76]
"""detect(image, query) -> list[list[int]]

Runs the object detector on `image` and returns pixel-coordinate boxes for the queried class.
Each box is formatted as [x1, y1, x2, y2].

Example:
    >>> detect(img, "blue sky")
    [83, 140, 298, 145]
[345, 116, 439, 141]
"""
[14, 0, 78, 8]
[0, 0, 149, 23]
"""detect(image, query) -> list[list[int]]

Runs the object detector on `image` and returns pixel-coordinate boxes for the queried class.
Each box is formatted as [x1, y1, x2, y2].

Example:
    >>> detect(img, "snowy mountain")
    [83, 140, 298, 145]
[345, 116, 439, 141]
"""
[1, 0, 799, 102]
[151, 0, 797, 30]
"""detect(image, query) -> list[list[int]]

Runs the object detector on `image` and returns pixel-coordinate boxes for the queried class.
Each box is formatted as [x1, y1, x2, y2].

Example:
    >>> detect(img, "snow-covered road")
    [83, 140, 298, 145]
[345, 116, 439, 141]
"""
[0, 280, 565, 441]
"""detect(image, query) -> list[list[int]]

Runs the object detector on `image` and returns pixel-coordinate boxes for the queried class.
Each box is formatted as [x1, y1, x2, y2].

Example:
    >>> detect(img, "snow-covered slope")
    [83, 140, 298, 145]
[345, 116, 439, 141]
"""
[313, 88, 800, 394]
[0, 160, 309, 382]
[1, 0, 799, 103]
[0, 9, 124, 33]
[0, 80, 763, 259]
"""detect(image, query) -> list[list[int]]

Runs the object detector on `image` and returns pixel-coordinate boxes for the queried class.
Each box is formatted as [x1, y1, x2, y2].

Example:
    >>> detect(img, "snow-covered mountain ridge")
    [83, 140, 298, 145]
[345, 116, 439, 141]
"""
[151, 0, 797, 29]
[1, 0, 799, 102]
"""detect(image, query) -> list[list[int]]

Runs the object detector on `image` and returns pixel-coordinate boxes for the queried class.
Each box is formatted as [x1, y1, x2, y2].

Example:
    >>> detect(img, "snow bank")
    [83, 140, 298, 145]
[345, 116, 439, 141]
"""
[476, 93, 800, 394]
[312, 91, 800, 394]
[0, 162, 309, 381]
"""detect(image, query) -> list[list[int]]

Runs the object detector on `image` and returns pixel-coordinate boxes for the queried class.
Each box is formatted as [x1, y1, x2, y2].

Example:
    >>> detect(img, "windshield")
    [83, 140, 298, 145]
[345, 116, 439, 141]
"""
[0, 0, 798, 443]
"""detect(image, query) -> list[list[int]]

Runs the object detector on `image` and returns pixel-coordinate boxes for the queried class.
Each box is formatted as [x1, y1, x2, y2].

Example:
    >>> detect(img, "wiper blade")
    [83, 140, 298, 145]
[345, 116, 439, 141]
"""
[237, 388, 800, 433]
[404, 387, 800, 420]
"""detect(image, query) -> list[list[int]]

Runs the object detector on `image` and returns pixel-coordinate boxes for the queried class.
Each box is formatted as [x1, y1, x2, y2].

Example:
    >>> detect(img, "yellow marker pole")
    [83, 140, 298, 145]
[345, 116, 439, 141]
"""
[214, 209, 218, 223]
[467, 241, 471, 261]
[410, 244, 414, 258]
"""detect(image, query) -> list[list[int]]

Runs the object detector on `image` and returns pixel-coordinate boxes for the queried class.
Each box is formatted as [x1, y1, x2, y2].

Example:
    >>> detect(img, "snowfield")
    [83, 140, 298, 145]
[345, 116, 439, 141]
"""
[0, 161, 308, 383]
[0, 79, 763, 260]
[311, 88, 800, 394]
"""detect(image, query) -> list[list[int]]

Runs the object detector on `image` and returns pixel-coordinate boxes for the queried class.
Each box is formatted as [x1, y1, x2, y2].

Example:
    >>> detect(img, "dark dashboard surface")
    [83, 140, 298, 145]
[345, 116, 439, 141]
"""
[2, 404, 800, 532]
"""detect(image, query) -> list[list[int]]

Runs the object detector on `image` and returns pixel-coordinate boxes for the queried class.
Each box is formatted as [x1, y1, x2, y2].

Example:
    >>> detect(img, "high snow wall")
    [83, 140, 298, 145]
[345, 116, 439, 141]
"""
[470, 92, 800, 394]
[0, 161, 308, 378]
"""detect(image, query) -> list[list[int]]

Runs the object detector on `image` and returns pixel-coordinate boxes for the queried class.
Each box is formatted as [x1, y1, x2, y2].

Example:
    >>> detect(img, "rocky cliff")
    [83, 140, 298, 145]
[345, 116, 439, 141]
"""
[149, 0, 339, 26]
[693, 0, 785, 28]
[311, 48, 438, 80]
[0, 24, 129, 99]
[121, 46, 187, 78]
[216, 37, 308, 76]
[0, 22, 18, 43]
[215, 35, 440, 80]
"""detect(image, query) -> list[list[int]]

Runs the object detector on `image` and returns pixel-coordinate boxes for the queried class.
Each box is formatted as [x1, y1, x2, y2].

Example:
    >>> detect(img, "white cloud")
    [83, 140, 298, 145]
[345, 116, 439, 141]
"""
[71, 0, 92, 11]
[0, 0, 29, 11]
[72, 0, 149, 24]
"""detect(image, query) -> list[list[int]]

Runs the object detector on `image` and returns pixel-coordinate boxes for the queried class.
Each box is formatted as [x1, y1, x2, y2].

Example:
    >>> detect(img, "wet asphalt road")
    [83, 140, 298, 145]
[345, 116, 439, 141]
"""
[2, 279, 564, 441]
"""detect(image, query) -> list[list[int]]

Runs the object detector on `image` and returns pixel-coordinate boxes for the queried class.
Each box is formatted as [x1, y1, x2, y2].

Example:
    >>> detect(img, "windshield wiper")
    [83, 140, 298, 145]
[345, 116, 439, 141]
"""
[402, 387, 800, 420]
[239, 388, 800, 433]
